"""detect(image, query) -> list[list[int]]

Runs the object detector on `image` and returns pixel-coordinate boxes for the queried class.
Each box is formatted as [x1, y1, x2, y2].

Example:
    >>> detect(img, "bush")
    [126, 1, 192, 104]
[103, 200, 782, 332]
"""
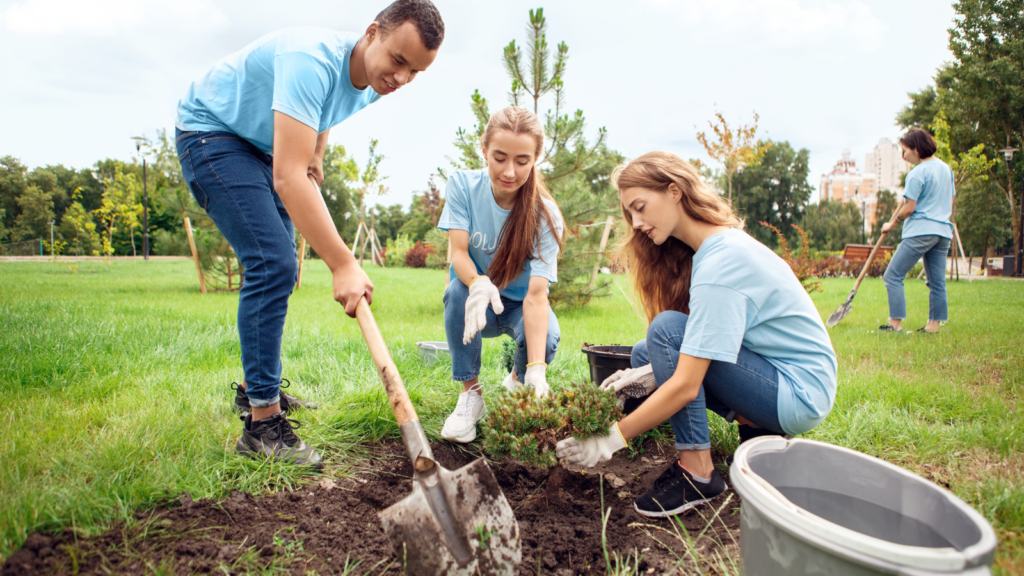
[403, 241, 435, 268]
[481, 382, 621, 468]
[761, 222, 822, 293]
[906, 262, 923, 279]
[385, 233, 414, 267]
[423, 228, 450, 270]
[761, 222, 891, 282]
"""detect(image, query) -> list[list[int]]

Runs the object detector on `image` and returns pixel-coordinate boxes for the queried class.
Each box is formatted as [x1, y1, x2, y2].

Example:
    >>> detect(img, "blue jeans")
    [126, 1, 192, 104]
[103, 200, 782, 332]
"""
[883, 235, 950, 322]
[443, 279, 560, 382]
[176, 129, 296, 408]
[632, 311, 783, 451]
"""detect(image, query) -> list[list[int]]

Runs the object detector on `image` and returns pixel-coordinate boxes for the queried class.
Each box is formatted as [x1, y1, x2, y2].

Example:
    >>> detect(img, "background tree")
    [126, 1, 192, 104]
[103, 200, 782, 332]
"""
[695, 111, 771, 208]
[1, 156, 29, 234]
[445, 8, 624, 309]
[12, 185, 54, 242]
[93, 167, 142, 262]
[802, 200, 864, 252]
[399, 179, 446, 242]
[895, 85, 942, 133]
[319, 143, 360, 245]
[60, 189, 100, 256]
[871, 189, 902, 245]
[944, 0, 1024, 262]
[733, 140, 812, 248]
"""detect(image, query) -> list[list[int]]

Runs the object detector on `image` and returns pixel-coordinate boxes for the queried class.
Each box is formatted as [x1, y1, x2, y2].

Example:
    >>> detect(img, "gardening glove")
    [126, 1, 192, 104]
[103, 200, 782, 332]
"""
[463, 276, 504, 344]
[600, 364, 657, 409]
[555, 424, 628, 468]
[524, 363, 549, 397]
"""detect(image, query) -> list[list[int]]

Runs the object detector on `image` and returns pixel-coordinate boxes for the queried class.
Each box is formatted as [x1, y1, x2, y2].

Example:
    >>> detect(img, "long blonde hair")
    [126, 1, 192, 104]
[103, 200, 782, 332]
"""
[482, 106, 564, 289]
[612, 151, 743, 324]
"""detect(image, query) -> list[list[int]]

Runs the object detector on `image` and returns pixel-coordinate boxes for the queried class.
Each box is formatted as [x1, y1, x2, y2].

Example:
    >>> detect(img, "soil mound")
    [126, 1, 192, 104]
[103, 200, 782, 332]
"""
[2, 441, 740, 575]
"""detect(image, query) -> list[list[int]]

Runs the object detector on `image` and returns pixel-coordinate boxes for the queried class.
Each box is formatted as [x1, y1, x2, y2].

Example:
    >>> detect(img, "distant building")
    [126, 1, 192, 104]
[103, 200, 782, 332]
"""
[819, 149, 878, 236]
[864, 137, 910, 193]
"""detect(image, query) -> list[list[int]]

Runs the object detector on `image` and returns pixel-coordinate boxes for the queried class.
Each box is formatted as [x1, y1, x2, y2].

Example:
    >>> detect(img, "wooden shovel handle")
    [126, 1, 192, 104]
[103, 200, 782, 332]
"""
[852, 201, 903, 291]
[354, 296, 419, 426]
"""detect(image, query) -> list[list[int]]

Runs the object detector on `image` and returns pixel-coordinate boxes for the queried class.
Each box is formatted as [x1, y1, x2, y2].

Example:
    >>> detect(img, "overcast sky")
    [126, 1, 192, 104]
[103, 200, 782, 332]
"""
[1, 0, 955, 209]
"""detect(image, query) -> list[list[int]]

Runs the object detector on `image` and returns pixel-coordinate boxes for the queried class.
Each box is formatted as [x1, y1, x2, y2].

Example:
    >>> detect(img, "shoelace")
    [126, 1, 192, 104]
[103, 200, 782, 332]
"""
[263, 414, 303, 447]
[455, 386, 482, 419]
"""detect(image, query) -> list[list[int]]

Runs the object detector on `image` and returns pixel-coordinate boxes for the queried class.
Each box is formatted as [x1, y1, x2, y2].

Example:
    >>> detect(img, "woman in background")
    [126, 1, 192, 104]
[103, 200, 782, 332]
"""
[436, 106, 564, 444]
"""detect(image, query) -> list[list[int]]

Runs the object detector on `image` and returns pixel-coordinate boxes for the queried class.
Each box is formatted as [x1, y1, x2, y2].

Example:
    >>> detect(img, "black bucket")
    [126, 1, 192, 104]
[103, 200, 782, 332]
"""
[581, 344, 648, 414]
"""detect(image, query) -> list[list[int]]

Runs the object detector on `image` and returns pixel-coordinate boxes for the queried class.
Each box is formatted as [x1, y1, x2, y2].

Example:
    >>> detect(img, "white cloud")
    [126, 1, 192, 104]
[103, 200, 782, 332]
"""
[4, 0, 228, 35]
[650, 0, 883, 51]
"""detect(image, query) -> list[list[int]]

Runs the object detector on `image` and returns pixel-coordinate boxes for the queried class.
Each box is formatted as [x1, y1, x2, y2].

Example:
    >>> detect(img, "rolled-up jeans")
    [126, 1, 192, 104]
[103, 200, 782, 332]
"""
[882, 234, 950, 322]
[443, 279, 559, 383]
[175, 129, 296, 408]
[632, 311, 784, 451]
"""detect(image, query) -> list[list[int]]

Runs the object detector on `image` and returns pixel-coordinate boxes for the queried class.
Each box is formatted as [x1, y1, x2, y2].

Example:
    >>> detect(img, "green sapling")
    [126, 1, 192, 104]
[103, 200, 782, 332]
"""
[482, 381, 621, 503]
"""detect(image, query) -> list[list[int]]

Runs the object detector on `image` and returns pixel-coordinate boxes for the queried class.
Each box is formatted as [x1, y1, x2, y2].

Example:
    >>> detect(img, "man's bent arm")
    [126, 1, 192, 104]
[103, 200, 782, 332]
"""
[272, 112, 353, 271]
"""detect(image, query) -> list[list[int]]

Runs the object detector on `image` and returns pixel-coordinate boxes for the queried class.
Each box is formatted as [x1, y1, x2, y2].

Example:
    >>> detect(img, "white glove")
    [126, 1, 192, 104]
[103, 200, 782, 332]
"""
[463, 276, 504, 344]
[555, 424, 628, 468]
[524, 363, 549, 397]
[600, 364, 657, 408]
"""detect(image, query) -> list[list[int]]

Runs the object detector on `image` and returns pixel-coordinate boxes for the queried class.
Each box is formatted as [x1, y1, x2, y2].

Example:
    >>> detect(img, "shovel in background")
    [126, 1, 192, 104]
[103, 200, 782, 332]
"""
[826, 201, 903, 328]
[353, 296, 521, 575]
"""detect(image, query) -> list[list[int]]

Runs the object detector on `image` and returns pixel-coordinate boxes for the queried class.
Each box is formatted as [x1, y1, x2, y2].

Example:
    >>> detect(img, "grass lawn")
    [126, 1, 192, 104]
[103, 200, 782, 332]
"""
[0, 260, 1021, 572]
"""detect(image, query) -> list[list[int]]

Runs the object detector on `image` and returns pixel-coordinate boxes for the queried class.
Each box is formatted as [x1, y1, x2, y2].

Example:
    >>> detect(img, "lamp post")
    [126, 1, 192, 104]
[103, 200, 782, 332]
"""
[860, 198, 866, 245]
[130, 136, 149, 261]
[1000, 147, 1021, 277]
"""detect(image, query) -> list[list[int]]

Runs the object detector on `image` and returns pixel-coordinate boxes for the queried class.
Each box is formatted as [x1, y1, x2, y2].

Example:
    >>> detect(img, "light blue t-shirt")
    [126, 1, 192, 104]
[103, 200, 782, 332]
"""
[437, 170, 563, 301]
[176, 27, 381, 153]
[902, 158, 955, 239]
[680, 229, 838, 435]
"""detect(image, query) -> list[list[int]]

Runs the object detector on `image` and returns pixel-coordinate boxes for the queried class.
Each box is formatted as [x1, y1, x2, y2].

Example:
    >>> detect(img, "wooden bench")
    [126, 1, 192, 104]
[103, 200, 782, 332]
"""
[841, 244, 894, 262]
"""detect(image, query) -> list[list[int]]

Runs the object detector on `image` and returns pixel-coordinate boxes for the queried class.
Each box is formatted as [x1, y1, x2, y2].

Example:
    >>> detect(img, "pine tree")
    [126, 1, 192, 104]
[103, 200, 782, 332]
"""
[442, 9, 624, 310]
[481, 381, 621, 503]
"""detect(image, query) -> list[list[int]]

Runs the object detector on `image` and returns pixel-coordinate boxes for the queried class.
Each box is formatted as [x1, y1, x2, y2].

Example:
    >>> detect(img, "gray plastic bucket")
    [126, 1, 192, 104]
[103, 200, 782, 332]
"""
[415, 341, 449, 364]
[731, 437, 997, 575]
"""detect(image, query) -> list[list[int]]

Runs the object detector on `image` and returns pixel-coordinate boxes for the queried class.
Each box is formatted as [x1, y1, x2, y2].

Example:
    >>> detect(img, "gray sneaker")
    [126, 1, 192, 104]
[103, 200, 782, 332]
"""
[236, 412, 323, 470]
[232, 379, 318, 414]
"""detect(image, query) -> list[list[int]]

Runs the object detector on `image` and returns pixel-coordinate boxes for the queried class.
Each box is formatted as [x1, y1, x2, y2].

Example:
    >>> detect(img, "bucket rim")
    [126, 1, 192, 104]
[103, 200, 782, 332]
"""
[416, 341, 449, 351]
[730, 437, 997, 572]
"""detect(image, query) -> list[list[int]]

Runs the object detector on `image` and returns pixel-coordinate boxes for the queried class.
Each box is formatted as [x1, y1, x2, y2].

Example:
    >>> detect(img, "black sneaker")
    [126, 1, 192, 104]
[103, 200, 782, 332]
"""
[236, 412, 324, 470]
[232, 379, 318, 414]
[634, 463, 727, 518]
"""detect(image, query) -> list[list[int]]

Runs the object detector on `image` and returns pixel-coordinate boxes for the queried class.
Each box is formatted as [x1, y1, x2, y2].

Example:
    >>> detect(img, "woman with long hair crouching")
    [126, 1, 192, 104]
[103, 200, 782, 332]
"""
[437, 106, 564, 444]
[556, 151, 837, 518]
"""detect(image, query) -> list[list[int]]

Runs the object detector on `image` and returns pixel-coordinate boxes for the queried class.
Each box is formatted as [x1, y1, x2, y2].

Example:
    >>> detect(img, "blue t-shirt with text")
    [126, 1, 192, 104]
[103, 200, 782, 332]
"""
[902, 158, 955, 239]
[680, 229, 838, 435]
[437, 170, 563, 301]
[176, 27, 381, 153]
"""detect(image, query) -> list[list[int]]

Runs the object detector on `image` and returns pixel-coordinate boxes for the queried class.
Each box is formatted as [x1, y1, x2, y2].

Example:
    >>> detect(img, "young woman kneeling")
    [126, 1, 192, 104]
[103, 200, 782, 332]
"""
[437, 106, 564, 444]
[556, 152, 837, 517]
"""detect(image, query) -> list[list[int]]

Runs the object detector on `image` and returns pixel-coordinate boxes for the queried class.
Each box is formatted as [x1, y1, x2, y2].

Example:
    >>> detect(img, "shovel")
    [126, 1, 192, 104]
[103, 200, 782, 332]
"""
[826, 202, 903, 328]
[353, 296, 521, 575]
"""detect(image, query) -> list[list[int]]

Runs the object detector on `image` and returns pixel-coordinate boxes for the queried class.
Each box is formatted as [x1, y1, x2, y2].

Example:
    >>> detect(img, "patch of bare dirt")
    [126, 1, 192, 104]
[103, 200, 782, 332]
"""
[1, 441, 740, 575]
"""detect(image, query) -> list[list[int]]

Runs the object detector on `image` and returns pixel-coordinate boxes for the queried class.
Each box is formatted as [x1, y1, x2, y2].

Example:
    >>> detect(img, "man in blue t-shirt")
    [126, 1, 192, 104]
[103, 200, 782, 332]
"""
[880, 128, 955, 335]
[174, 0, 443, 469]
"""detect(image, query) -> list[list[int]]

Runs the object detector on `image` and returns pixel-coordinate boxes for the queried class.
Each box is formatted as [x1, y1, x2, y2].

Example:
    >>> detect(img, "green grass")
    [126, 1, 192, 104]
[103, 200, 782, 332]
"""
[0, 260, 1021, 572]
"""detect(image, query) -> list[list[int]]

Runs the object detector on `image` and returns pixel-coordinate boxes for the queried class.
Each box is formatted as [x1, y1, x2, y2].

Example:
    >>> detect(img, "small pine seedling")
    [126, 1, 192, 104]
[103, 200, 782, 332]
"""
[481, 381, 622, 469]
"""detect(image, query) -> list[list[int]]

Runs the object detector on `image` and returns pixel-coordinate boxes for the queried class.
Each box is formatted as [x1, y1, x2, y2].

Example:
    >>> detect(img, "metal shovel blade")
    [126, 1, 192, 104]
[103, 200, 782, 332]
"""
[379, 457, 521, 576]
[826, 291, 856, 328]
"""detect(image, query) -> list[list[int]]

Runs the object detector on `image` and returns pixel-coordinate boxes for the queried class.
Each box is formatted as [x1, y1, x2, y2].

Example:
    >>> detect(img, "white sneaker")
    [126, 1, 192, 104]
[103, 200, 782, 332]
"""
[441, 385, 486, 443]
[501, 372, 521, 392]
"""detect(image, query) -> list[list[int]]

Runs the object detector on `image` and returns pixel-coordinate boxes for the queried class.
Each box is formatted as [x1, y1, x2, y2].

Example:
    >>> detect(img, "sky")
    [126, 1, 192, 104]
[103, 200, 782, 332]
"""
[0, 0, 956, 209]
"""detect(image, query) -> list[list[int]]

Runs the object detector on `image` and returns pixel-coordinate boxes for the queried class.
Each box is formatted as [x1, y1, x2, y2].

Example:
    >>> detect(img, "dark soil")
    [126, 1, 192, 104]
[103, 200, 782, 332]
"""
[1, 441, 740, 575]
